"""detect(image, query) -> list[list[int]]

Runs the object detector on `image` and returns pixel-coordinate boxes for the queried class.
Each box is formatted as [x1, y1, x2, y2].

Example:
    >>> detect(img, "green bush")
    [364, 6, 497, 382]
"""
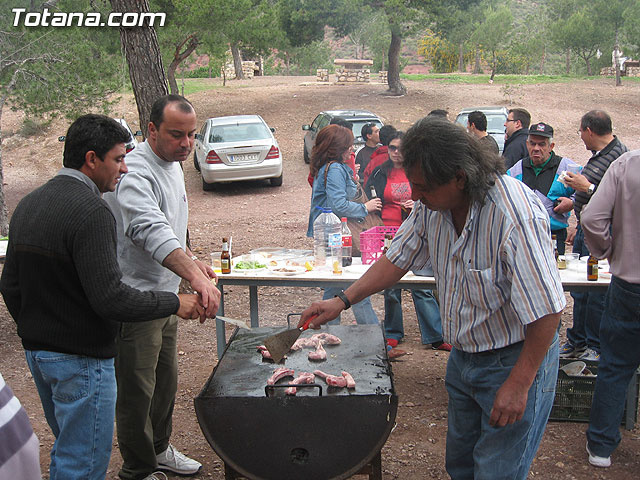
[184, 66, 220, 79]
[19, 118, 49, 137]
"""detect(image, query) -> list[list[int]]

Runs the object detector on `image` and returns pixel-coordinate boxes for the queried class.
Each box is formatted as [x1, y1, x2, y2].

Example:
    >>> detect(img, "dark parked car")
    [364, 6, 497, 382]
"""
[302, 110, 384, 163]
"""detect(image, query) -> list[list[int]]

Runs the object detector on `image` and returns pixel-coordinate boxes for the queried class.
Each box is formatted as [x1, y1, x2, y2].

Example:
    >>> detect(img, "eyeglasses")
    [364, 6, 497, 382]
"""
[388, 145, 400, 152]
[505, 119, 518, 123]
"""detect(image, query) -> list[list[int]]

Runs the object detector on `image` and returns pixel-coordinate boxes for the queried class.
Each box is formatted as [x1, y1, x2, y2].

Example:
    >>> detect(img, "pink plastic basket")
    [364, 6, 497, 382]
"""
[360, 226, 399, 264]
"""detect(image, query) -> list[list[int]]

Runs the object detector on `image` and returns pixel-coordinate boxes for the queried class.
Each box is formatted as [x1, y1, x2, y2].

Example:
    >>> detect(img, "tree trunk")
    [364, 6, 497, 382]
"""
[0, 106, 9, 236]
[167, 34, 199, 95]
[231, 43, 244, 80]
[614, 32, 622, 87]
[385, 30, 406, 96]
[539, 44, 546, 74]
[458, 42, 464, 72]
[585, 57, 592, 76]
[565, 49, 570, 75]
[110, 0, 168, 137]
[474, 47, 481, 74]
[489, 52, 496, 81]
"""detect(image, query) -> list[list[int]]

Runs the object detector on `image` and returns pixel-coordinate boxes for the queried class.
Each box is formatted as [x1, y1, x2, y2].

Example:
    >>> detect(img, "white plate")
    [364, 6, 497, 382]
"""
[579, 256, 608, 265]
[560, 361, 586, 376]
[231, 268, 267, 274]
[268, 266, 307, 276]
[344, 264, 370, 274]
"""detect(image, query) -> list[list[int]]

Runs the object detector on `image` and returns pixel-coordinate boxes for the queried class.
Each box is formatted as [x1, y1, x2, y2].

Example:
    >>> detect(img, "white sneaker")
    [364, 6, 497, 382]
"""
[156, 444, 202, 475]
[586, 442, 611, 468]
[579, 348, 600, 362]
[143, 473, 168, 480]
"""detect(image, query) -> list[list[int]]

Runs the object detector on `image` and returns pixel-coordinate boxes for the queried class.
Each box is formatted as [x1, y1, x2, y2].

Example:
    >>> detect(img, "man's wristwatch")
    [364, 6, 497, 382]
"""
[335, 291, 351, 310]
[587, 184, 595, 196]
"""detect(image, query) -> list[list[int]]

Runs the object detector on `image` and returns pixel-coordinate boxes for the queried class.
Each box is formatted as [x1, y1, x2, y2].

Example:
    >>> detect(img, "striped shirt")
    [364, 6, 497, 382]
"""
[0, 372, 41, 480]
[387, 175, 565, 353]
[573, 136, 627, 220]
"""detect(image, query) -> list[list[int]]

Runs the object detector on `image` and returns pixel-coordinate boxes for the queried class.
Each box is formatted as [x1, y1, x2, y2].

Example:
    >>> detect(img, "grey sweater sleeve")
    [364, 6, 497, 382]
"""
[114, 169, 183, 265]
[73, 206, 179, 322]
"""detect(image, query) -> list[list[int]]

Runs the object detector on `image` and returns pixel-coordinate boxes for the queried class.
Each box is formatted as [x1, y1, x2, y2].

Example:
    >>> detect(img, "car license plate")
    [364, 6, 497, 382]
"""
[230, 153, 259, 163]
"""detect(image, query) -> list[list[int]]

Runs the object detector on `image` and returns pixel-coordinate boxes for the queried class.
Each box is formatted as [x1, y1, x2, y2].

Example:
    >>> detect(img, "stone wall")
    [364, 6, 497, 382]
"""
[223, 60, 259, 79]
[335, 68, 370, 83]
[627, 66, 640, 77]
[378, 71, 388, 84]
[316, 68, 329, 82]
[600, 65, 640, 77]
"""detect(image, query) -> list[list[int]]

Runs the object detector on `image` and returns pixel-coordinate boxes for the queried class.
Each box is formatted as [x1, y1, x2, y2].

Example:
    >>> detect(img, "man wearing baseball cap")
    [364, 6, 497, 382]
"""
[507, 122, 580, 255]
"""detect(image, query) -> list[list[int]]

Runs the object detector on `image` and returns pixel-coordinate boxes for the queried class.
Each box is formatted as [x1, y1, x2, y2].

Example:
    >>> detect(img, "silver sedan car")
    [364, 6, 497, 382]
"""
[193, 115, 283, 191]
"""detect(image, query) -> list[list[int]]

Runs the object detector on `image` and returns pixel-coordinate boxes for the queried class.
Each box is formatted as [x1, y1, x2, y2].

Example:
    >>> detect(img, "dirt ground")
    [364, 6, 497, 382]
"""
[1, 75, 640, 479]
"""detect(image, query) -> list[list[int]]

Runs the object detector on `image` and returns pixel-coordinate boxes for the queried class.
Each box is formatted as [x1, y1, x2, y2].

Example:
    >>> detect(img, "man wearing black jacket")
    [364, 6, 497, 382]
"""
[503, 108, 531, 169]
[0, 114, 203, 480]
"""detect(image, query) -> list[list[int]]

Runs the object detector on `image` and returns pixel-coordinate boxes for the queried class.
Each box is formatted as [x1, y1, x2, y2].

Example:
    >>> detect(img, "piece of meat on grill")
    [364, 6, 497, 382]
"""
[311, 333, 342, 345]
[285, 372, 316, 395]
[341, 371, 356, 389]
[290, 337, 319, 351]
[313, 370, 348, 388]
[308, 342, 327, 362]
[290, 333, 341, 352]
[267, 367, 295, 385]
[256, 345, 272, 360]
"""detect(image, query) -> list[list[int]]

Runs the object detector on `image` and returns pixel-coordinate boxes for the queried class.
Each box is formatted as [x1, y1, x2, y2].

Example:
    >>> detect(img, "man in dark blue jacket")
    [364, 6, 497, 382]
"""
[503, 108, 531, 169]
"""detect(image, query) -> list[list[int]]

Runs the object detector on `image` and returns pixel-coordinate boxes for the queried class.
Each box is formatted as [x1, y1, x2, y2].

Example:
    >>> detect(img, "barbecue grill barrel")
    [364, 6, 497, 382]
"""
[195, 324, 398, 480]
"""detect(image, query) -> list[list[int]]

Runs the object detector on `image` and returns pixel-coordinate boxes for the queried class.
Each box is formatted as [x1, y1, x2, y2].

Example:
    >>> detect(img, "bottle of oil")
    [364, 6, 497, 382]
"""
[340, 217, 352, 267]
[552, 234, 559, 262]
[587, 255, 598, 281]
[221, 238, 231, 274]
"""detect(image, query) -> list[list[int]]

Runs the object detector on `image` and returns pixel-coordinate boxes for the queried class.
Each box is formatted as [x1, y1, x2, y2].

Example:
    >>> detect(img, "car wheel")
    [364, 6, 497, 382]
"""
[270, 173, 283, 187]
[202, 177, 215, 191]
[303, 146, 310, 164]
[193, 152, 201, 171]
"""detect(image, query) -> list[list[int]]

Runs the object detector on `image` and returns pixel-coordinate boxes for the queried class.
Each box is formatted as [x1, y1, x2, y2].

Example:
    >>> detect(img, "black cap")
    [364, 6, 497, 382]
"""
[529, 122, 553, 138]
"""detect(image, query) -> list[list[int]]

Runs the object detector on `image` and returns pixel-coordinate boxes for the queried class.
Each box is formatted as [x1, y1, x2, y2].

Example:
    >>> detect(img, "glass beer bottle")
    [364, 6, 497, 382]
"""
[587, 255, 598, 281]
[221, 238, 231, 274]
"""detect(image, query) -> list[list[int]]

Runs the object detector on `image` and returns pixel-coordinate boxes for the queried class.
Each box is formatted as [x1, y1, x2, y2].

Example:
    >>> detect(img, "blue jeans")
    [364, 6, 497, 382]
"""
[445, 336, 558, 480]
[567, 225, 605, 351]
[384, 288, 443, 344]
[323, 287, 378, 325]
[587, 276, 640, 458]
[25, 351, 116, 480]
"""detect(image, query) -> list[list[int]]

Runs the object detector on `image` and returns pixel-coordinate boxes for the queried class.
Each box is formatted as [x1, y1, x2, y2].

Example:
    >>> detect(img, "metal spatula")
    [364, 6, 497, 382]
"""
[263, 314, 317, 363]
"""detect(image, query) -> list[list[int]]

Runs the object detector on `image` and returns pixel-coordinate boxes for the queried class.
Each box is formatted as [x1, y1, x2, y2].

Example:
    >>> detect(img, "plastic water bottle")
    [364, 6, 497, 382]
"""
[341, 217, 352, 267]
[313, 207, 342, 273]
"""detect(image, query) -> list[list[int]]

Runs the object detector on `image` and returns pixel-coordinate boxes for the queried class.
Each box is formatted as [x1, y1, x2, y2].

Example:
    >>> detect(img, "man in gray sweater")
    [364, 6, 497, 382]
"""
[0, 114, 203, 480]
[104, 95, 220, 480]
